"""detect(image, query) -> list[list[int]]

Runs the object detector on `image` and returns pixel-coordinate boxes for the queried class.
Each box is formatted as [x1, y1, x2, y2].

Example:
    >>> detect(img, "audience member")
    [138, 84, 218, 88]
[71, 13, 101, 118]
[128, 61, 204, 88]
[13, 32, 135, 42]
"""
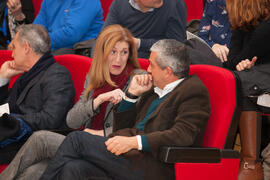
[225, 0, 270, 179]
[0, 24, 142, 180]
[33, 0, 103, 55]
[0, 24, 75, 157]
[40, 39, 210, 180]
[198, 0, 231, 62]
[0, 0, 34, 49]
[102, 0, 187, 58]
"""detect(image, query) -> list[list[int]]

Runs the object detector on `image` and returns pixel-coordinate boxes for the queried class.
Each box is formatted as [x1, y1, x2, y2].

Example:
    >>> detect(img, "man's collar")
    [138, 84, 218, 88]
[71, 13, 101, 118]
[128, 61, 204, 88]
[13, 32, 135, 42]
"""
[154, 78, 184, 98]
[129, 0, 154, 12]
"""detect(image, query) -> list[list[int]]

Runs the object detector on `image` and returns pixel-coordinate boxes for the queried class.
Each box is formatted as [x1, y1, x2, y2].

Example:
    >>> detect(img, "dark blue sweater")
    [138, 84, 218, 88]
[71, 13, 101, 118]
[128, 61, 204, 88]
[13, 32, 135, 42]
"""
[118, 95, 167, 152]
[103, 0, 187, 58]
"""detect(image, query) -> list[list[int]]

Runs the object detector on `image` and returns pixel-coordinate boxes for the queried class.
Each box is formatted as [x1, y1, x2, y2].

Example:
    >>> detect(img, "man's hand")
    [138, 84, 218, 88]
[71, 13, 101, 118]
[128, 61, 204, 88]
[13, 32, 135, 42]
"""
[105, 136, 138, 156]
[84, 128, 104, 136]
[128, 74, 153, 96]
[236, 56, 257, 71]
[7, 0, 25, 21]
[0, 61, 23, 79]
[212, 44, 229, 63]
[93, 89, 124, 110]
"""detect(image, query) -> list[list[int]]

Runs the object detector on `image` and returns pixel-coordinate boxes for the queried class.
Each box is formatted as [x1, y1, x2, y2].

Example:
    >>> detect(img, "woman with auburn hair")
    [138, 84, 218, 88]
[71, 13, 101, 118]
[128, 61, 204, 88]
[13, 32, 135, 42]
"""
[225, 0, 270, 180]
[0, 24, 141, 180]
[67, 24, 140, 137]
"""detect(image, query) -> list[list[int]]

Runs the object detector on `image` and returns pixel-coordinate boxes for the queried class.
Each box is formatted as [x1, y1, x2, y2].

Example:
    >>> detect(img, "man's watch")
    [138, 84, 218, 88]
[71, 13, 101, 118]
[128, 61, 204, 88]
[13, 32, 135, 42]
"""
[125, 91, 139, 99]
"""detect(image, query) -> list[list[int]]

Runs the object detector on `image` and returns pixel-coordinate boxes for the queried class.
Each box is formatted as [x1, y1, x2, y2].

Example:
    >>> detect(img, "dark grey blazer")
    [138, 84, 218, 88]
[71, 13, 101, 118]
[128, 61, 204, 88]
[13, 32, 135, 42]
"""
[0, 63, 75, 130]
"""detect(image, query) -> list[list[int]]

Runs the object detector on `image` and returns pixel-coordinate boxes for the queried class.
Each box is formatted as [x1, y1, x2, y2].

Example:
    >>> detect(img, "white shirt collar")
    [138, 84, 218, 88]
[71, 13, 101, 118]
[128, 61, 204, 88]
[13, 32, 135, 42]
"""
[129, 0, 154, 12]
[154, 78, 184, 98]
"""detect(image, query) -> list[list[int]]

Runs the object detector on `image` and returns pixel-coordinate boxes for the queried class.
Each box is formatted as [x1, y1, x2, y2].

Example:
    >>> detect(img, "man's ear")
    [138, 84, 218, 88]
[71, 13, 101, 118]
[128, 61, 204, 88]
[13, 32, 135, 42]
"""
[165, 66, 174, 76]
[23, 42, 31, 54]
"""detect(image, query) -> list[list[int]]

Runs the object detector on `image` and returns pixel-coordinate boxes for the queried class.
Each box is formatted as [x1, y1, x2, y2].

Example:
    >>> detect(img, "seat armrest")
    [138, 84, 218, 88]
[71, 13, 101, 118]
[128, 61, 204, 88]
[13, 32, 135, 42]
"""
[158, 146, 239, 164]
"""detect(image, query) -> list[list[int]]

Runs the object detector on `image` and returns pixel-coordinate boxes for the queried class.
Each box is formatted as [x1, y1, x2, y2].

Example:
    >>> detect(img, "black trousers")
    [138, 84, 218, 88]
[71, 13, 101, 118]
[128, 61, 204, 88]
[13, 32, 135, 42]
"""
[40, 131, 143, 180]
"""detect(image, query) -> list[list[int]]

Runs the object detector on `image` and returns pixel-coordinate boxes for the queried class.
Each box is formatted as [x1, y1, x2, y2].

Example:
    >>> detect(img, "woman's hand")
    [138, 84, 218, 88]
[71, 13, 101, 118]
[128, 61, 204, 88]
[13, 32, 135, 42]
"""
[93, 89, 125, 110]
[236, 56, 257, 71]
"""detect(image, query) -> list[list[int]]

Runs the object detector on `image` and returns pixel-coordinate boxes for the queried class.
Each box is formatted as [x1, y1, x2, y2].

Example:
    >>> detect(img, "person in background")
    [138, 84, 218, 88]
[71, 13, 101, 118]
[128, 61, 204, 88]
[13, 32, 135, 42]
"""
[0, 0, 34, 49]
[0, 24, 75, 162]
[0, 24, 142, 180]
[33, 0, 103, 55]
[198, 0, 231, 63]
[102, 0, 187, 58]
[225, 0, 270, 179]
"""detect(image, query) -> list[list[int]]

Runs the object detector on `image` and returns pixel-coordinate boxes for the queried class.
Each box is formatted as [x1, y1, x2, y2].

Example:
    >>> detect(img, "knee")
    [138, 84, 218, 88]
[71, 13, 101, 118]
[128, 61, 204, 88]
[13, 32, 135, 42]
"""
[58, 161, 81, 179]
[28, 130, 49, 144]
[66, 131, 106, 147]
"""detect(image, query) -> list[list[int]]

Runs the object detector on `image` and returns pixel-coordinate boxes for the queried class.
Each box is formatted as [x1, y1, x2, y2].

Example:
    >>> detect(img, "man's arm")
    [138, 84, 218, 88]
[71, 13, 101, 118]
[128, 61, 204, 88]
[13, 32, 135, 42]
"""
[17, 65, 75, 130]
[34, 0, 103, 50]
[113, 74, 153, 131]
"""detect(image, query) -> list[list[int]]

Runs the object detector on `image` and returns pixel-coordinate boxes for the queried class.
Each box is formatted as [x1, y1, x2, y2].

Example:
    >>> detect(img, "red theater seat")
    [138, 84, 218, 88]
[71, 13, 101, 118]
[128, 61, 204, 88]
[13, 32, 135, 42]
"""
[54, 54, 92, 103]
[32, 0, 43, 17]
[138, 58, 149, 71]
[184, 0, 203, 22]
[159, 65, 240, 180]
[100, 0, 114, 20]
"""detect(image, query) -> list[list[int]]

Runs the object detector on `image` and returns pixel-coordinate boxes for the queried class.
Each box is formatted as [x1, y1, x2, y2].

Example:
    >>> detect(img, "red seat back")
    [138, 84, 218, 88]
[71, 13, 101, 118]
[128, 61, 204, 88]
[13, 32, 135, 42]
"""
[32, 0, 43, 17]
[0, 50, 19, 88]
[0, 50, 13, 66]
[100, 0, 114, 20]
[184, 0, 203, 22]
[0, 164, 8, 174]
[54, 54, 92, 103]
[138, 58, 149, 71]
[189, 65, 238, 149]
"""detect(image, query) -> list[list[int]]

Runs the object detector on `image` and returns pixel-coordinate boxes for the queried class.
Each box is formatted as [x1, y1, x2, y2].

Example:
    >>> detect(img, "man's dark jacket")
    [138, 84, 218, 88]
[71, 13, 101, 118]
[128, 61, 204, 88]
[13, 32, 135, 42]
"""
[112, 75, 211, 180]
[0, 58, 75, 130]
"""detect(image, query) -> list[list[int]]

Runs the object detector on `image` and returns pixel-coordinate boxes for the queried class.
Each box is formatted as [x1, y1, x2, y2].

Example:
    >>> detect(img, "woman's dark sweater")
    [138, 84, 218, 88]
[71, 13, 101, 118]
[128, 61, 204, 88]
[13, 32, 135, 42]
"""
[224, 18, 270, 70]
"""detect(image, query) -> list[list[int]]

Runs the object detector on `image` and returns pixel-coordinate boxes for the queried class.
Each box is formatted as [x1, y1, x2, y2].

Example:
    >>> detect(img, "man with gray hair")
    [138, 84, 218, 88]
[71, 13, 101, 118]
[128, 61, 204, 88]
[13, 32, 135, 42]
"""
[0, 24, 75, 162]
[39, 39, 210, 180]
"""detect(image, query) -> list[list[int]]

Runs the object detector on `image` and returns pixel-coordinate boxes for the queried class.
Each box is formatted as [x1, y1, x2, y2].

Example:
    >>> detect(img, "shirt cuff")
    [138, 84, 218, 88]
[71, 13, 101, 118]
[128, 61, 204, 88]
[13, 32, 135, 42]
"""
[123, 95, 138, 103]
[136, 135, 142, 150]
[0, 76, 9, 87]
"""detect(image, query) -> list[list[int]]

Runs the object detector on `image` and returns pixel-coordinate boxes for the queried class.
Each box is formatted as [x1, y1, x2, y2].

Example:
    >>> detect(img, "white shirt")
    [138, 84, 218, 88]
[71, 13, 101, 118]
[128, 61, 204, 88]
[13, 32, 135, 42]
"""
[129, 0, 154, 12]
